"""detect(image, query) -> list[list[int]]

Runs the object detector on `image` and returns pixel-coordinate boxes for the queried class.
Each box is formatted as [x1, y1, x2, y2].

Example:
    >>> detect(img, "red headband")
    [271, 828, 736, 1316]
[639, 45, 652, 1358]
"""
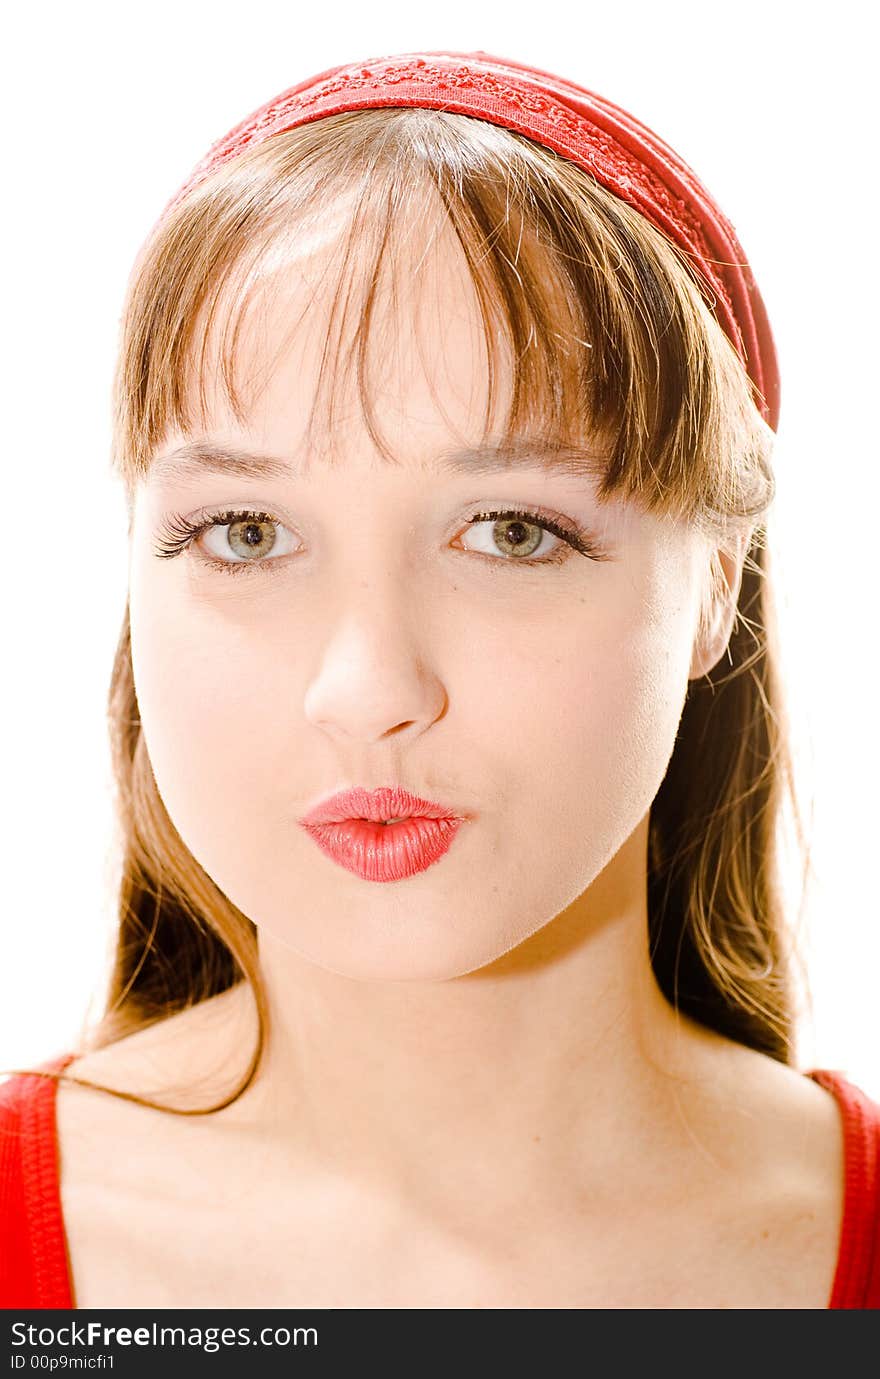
[167, 49, 780, 431]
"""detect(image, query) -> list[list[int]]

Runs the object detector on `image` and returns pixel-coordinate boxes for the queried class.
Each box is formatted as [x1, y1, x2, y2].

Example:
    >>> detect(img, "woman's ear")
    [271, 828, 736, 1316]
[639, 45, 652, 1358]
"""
[688, 532, 750, 682]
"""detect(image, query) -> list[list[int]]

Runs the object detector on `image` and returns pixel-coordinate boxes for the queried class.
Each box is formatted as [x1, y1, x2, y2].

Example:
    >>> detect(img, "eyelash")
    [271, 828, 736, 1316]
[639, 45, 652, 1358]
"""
[151, 506, 610, 576]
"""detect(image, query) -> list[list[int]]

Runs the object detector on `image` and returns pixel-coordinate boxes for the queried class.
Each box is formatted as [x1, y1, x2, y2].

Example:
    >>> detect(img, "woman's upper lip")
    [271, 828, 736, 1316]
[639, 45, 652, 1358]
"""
[300, 785, 467, 825]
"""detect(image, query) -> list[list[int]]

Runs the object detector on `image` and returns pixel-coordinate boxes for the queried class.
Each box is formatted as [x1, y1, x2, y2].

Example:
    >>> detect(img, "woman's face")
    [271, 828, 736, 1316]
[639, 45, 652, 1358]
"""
[128, 207, 712, 981]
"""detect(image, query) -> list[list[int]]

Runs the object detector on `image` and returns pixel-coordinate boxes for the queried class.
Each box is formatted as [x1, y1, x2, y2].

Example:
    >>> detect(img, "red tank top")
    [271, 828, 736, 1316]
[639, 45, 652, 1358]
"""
[1, 1051, 878, 1308]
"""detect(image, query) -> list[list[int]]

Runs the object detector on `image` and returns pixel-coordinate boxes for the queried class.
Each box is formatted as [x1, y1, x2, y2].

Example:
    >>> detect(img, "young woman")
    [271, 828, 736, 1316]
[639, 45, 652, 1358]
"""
[2, 49, 878, 1310]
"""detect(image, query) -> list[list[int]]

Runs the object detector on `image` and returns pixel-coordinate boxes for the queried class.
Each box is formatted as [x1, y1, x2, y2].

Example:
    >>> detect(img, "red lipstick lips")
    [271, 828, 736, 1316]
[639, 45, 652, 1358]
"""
[299, 786, 467, 882]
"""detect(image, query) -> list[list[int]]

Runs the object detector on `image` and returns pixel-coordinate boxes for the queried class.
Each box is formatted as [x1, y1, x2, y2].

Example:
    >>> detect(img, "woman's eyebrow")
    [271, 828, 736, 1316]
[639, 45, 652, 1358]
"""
[148, 438, 607, 485]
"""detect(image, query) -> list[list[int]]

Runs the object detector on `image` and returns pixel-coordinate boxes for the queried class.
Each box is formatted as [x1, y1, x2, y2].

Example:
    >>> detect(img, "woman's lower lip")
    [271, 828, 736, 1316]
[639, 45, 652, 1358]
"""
[300, 816, 463, 882]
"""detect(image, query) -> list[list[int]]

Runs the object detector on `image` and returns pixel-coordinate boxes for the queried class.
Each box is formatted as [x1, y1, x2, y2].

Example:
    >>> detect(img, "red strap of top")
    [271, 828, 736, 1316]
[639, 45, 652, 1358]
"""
[808, 1068, 880, 1308]
[0, 1051, 76, 1309]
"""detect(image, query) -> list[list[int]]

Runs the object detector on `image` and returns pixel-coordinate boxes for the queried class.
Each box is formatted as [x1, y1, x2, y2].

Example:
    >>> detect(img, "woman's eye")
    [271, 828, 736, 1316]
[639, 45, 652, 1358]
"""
[200, 513, 297, 565]
[152, 510, 299, 574]
[459, 512, 568, 564]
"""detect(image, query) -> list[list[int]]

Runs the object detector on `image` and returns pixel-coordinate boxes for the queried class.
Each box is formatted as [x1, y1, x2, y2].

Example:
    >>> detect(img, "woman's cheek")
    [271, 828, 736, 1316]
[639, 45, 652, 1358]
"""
[128, 587, 249, 845]
[554, 619, 691, 822]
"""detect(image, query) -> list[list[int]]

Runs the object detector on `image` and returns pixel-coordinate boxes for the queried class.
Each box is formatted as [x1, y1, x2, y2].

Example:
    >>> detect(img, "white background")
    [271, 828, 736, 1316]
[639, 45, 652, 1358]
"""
[2, 0, 877, 1097]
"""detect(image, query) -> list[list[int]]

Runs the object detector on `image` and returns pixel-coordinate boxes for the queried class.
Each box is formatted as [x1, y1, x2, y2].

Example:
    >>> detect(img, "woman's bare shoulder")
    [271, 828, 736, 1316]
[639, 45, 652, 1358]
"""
[676, 1034, 846, 1287]
[707, 1040, 842, 1169]
[61, 986, 250, 1097]
[670, 1028, 845, 1198]
[55, 987, 271, 1308]
[56, 984, 256, 1177]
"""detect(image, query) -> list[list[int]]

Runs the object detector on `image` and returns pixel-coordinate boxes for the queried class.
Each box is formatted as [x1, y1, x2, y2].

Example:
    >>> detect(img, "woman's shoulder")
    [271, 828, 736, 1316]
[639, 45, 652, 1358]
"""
[59, 985, 252, 1104]
[667, 1028, 847, 1169]
[688, 1039, 879, 1308]
[56, 986, 257, 1191]
[695, 1039, 848, 1202]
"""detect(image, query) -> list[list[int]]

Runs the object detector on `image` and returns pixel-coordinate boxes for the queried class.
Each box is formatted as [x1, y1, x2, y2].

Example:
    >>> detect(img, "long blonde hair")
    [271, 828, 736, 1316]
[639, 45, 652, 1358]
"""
[5, 108, 810, 1110]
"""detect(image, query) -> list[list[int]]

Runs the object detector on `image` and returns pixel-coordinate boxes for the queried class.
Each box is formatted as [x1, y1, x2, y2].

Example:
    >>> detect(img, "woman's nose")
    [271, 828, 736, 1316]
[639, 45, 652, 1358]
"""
[302, 580, 448, 744]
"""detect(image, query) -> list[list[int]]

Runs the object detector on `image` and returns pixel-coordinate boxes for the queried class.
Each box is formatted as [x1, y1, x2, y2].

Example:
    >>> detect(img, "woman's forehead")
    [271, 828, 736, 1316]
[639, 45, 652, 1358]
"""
[187, 209, 510, 454]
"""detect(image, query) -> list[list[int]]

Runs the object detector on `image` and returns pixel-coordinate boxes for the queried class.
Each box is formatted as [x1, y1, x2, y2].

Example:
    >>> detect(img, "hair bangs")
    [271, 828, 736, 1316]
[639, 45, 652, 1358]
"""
[116, 108, 773, 548]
